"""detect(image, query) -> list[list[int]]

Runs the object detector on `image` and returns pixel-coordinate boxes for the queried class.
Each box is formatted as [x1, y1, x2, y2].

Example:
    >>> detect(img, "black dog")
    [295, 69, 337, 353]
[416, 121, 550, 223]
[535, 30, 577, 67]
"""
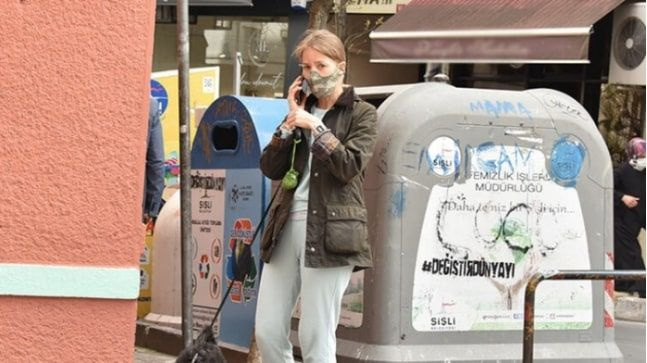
[175, 325, 226, 363]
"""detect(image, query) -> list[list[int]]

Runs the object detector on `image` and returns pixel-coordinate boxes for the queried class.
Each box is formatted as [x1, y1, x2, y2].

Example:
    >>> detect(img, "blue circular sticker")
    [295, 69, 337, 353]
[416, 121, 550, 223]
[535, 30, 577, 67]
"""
[150, 79, 169, 115]
[550, 137, 585, 186]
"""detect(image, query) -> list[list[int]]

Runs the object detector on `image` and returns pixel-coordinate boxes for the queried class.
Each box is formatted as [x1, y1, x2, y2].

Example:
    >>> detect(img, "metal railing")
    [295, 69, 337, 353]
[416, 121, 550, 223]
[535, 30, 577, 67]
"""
[522, 269, 646, 363]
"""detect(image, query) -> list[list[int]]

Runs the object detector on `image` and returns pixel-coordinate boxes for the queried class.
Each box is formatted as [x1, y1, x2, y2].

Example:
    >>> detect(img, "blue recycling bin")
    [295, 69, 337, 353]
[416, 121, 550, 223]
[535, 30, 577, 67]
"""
[190, 95, 288, 352]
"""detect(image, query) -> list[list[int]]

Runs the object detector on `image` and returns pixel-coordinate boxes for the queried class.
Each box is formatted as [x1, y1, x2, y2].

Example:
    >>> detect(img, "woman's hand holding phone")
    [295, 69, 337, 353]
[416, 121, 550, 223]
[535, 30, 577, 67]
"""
[285, 76, 318, 132]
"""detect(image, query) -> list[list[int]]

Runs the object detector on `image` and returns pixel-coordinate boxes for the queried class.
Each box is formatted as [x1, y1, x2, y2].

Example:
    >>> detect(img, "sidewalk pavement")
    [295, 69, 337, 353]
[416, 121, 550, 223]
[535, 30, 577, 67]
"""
[135, 294, 645, 361]
[135, 320, 248, 363]
[134, 347, 175, 363]
[615, 291, 646, 322]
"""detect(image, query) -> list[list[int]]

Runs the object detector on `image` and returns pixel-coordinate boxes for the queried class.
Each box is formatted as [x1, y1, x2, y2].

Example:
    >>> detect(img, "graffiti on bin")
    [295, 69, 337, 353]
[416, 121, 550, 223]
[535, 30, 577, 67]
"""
[469, 142, 534, 175]
[212, 98, 256, 154]
[241, 119, 254, 154]
[402, 141, 421, 171]
[214, 98, 237, 117]
[542, 94, 586, 120]
[469, 99, 533, 121]
[389, 187, 406, 218]
[418, 141, 537, 177]
[375, 135, 393, 175]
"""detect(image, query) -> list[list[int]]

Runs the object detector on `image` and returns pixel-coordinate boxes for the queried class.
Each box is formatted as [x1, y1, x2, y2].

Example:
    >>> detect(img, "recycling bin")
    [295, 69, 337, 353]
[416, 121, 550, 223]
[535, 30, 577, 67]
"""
[311, 83, 620, 362]
[190, 95, 288, 352]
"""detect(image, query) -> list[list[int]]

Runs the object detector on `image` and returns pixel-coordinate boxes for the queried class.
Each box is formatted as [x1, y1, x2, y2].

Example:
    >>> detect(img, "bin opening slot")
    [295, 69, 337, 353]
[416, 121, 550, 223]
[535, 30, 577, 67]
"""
[212, 120, 239, 151]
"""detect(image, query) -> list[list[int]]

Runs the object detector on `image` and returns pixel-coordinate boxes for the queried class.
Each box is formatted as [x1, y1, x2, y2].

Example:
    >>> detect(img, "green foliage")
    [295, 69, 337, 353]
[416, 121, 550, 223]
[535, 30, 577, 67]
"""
[598, 84, 646, 167]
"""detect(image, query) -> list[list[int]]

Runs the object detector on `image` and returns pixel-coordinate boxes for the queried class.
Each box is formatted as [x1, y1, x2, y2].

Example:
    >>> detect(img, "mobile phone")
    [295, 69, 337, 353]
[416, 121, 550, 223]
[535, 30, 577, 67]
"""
[301, 79, 310, 96]
[297, 78, 310, 103]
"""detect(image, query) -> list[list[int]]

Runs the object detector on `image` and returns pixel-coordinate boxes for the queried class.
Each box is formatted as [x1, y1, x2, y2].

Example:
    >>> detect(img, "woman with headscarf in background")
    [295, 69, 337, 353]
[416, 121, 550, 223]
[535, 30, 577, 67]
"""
[614, 137, 646, 298]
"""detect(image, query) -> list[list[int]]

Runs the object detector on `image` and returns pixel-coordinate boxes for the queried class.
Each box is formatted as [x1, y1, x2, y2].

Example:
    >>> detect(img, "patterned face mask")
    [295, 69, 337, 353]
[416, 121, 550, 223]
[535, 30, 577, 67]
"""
[309, 66, 343, 99]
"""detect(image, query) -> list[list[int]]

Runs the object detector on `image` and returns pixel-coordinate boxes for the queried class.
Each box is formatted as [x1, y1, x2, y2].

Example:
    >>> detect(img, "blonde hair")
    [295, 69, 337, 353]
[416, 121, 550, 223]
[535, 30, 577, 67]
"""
[293, 29, 346, 63]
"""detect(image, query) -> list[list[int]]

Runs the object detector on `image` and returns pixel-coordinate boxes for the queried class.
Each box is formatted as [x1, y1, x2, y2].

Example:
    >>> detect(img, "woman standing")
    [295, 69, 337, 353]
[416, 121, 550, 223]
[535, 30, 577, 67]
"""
[614, 137, 646, 298]
[255, 29, 377, 362]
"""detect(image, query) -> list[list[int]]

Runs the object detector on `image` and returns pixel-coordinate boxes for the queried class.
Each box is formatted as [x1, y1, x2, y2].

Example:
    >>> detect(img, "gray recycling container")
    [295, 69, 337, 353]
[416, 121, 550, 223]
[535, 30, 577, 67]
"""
[306, 83, 619, 362]
[190, 95, 288, 352]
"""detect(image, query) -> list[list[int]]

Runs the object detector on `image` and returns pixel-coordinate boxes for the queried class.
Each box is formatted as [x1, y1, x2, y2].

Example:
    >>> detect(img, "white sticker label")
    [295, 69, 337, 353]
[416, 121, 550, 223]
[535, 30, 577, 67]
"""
[427, 136, 461, 177]
[203, 77, 215, 94]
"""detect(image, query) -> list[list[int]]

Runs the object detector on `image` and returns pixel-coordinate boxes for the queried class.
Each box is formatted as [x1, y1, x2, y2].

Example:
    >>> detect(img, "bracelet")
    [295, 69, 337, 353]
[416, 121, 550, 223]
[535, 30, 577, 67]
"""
[313, 124, 328, 138]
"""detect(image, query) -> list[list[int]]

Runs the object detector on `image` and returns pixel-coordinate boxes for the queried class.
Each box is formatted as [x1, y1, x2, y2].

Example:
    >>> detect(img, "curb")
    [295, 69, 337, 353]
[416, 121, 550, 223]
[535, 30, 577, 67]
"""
[615, 296, 646, 322]
[135, 321, 248, 363]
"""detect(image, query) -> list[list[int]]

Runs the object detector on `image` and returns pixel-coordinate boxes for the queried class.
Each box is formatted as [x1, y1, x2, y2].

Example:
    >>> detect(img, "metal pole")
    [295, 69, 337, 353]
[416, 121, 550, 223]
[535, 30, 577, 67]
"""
[176, 0, 193, 348]
[234, 51, 242, 96]
[522, 271, 548, 363]
[523, 269, 646, 363]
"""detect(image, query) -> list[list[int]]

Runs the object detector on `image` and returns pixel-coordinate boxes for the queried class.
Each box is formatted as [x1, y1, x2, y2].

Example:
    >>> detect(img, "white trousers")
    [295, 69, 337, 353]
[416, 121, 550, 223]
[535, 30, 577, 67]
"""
[255, 212, 353, 363]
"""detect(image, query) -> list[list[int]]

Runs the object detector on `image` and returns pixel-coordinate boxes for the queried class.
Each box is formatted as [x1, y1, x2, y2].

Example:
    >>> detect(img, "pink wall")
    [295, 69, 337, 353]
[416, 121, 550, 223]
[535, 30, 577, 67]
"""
[0, 297, 137, 360]
[0, 1, 156, 361]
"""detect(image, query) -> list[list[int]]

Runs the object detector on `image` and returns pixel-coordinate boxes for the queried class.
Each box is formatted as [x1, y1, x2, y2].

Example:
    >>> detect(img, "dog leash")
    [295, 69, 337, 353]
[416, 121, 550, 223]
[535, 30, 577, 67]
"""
[199, 131, 303, 340]
[180, 190, 278, 361]
[206, 189, 279, 330]
[208, 131, 302, 329]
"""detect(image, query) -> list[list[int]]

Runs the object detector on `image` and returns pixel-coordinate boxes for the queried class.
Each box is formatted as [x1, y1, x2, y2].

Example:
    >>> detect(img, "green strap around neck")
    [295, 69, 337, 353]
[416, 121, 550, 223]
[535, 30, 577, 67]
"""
[289, 134, 301, 170]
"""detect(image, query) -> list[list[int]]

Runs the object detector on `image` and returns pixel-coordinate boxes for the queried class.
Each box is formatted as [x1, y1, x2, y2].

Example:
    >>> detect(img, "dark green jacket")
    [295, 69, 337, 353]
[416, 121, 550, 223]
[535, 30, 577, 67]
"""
[259, 86, 377, 269]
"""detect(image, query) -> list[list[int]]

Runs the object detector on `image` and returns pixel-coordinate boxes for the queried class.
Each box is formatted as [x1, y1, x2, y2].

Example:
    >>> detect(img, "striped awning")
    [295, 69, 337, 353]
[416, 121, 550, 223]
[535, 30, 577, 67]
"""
[370, 0, 624, 64]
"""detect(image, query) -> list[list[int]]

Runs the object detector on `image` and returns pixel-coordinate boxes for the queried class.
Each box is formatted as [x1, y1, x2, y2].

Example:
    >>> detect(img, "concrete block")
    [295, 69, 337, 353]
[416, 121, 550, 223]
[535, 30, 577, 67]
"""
[615, 296, 646, 322]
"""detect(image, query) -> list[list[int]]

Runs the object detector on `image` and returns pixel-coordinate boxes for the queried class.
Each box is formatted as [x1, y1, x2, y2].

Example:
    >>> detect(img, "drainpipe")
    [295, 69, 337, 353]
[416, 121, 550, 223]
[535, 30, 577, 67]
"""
[176, 0, 193, 348]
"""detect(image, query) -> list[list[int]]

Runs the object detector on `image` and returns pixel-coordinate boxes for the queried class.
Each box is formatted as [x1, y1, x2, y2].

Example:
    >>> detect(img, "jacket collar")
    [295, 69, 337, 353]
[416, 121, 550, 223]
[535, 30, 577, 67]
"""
[305, 86, 356, 110]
